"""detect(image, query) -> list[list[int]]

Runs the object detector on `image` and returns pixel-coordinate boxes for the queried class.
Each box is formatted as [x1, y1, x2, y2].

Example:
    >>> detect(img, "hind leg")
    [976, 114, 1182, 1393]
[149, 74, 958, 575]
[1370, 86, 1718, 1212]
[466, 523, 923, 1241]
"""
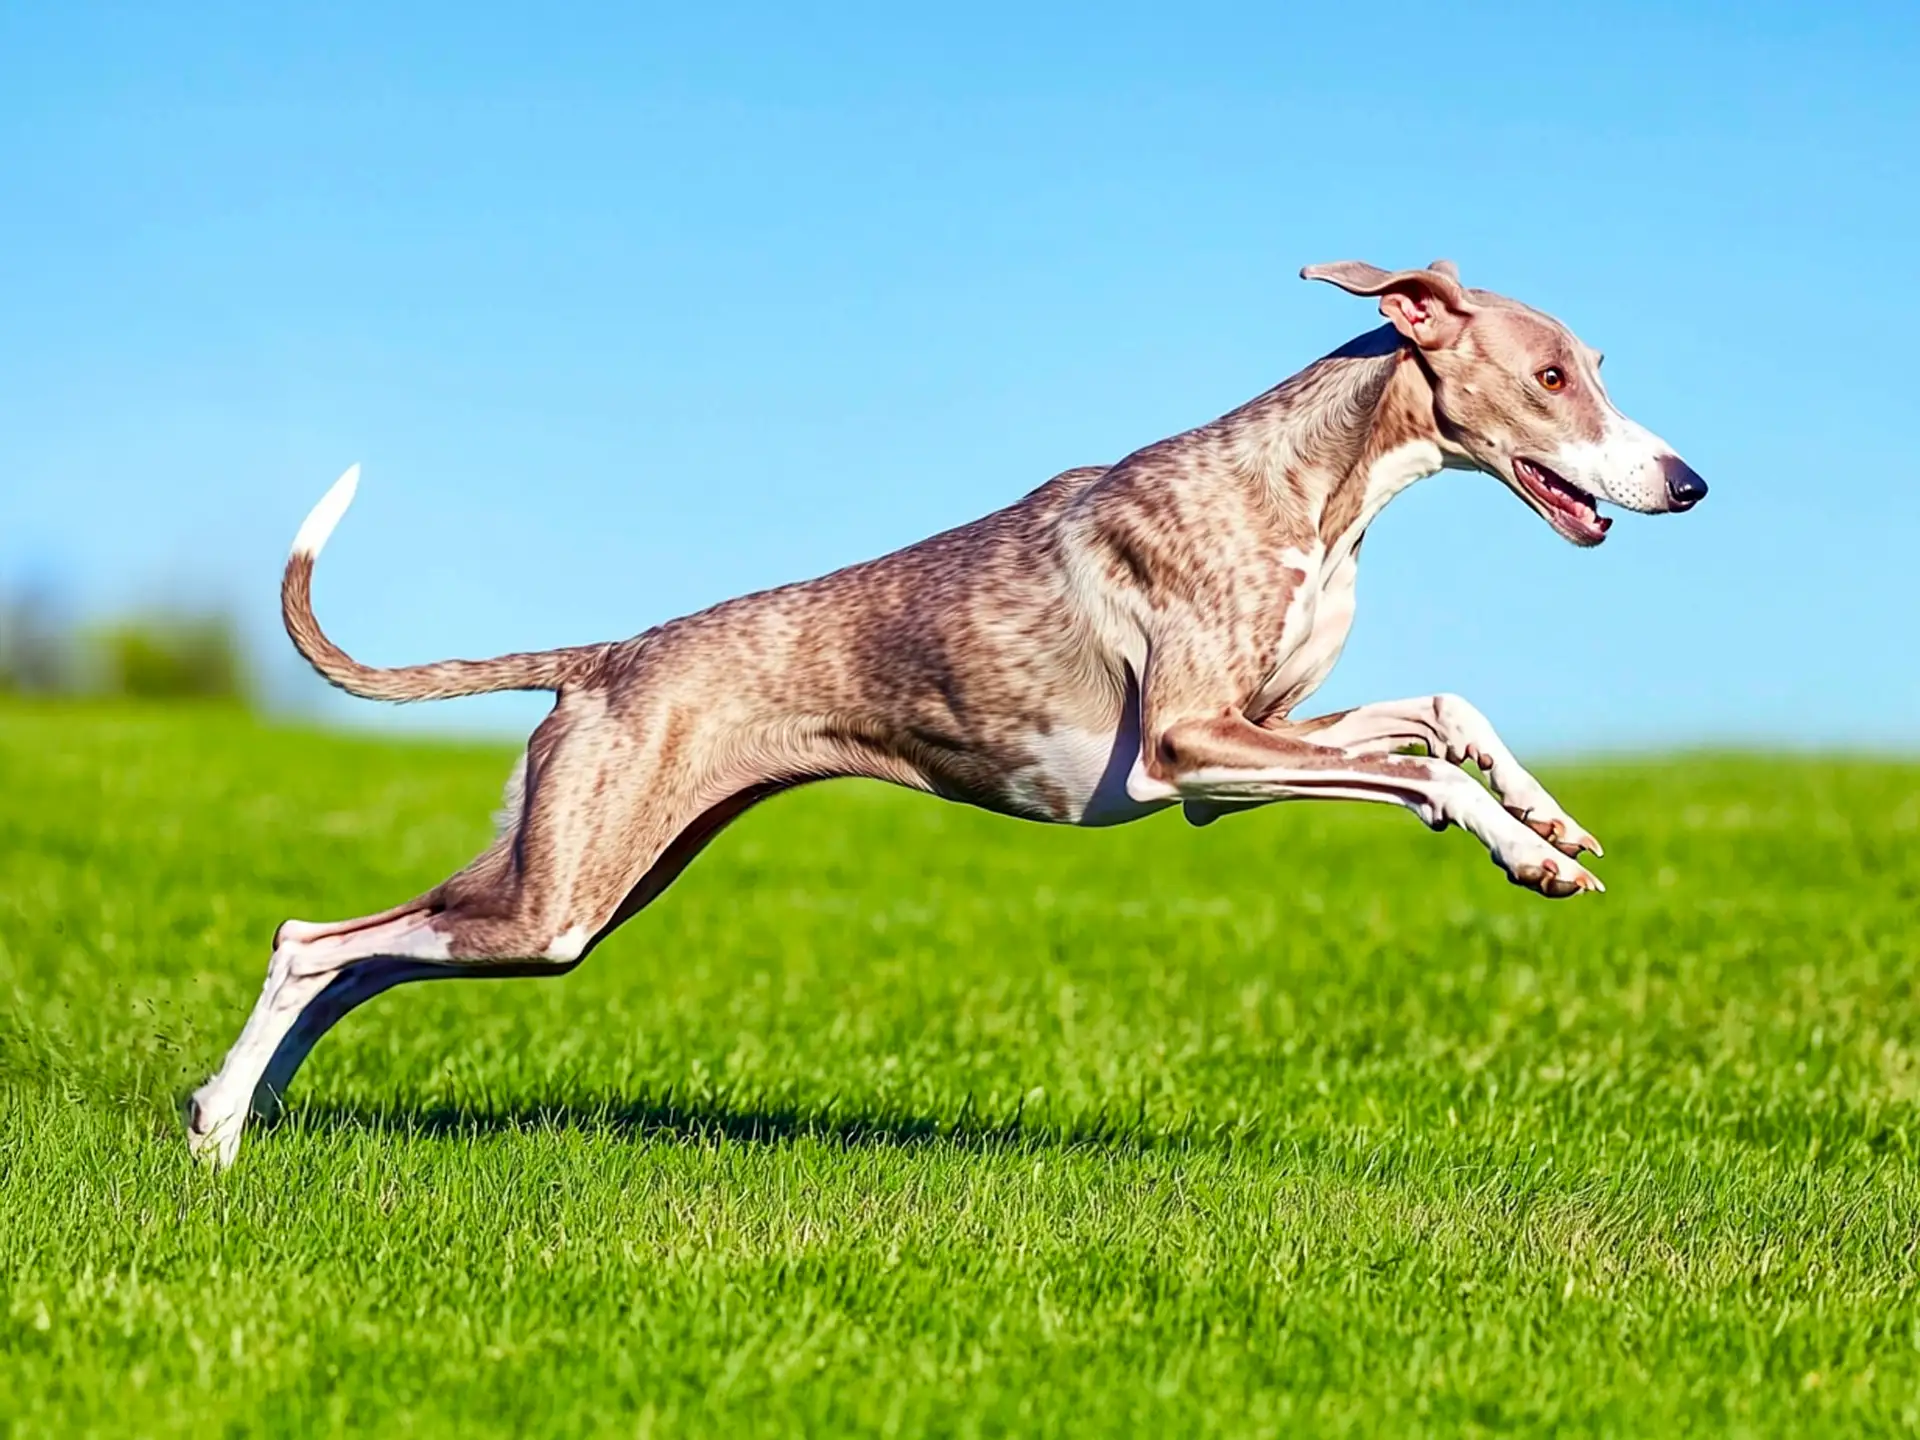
[189, 697, 772, 1167]
[246, 780, 789, 1134]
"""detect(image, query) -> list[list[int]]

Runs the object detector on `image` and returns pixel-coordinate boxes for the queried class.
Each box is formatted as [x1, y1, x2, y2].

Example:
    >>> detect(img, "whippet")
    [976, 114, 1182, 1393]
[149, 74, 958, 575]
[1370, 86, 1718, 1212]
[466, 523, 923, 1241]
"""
[188, 259, 1707, 1166]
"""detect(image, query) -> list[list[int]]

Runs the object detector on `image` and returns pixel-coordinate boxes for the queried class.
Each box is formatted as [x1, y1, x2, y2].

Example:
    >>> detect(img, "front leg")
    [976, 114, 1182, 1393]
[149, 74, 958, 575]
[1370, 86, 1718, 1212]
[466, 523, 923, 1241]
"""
[1292, 694, 1601, 859]
[1129, 711, 1602, 898]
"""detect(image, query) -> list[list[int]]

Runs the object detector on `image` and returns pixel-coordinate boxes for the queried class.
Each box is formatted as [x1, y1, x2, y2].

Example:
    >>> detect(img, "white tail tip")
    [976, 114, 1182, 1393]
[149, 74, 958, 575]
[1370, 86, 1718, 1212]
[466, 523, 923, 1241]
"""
[291, 464, 361, 559]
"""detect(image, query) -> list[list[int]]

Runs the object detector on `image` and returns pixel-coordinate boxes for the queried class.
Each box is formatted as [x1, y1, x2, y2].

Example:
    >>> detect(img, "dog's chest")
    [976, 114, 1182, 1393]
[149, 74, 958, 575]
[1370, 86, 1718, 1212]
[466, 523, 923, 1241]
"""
[1248, 544, 1360, 719]
[994, 547, 1362, 825]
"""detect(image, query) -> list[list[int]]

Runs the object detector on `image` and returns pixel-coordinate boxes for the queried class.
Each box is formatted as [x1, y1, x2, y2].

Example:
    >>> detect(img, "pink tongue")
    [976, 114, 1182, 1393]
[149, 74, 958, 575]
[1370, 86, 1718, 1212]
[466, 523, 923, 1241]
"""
[1551, 482, 1600, 525]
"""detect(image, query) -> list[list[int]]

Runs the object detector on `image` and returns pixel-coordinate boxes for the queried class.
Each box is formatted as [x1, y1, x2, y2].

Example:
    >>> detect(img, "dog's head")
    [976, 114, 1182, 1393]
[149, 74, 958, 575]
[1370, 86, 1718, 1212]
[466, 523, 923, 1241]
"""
[1303, 259, 1706, 546]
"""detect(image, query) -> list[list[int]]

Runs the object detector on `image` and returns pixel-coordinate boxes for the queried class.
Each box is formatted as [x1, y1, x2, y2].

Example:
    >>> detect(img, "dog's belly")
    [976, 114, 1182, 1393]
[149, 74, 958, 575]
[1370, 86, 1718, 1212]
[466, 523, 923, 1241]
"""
[996, 706, 1170, 828]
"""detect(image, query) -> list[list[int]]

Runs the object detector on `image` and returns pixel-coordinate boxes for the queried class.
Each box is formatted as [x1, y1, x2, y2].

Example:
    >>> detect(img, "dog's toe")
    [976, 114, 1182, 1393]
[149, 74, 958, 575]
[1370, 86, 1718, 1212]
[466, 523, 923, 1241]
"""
[1516, 811, 1604, 860]
[1504, 850, 1604, 899]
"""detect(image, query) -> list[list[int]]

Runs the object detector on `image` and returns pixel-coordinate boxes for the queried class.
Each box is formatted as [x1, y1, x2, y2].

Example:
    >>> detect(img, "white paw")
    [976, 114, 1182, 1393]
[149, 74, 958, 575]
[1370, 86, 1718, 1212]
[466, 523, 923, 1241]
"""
[186, 1086, 245, 1171]
[1497, 829, 1605, 898]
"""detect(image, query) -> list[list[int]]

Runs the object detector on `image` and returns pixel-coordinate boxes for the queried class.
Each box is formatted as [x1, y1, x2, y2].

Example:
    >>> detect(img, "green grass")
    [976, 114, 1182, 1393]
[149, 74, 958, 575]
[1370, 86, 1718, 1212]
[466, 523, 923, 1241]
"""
[3, 704, 1919, 1436]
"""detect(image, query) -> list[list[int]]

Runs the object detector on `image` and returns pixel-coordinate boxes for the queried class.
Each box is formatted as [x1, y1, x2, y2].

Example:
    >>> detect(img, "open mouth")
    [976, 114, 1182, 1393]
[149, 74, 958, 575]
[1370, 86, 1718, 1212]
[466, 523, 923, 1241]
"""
[1512, 457, 1612, 547]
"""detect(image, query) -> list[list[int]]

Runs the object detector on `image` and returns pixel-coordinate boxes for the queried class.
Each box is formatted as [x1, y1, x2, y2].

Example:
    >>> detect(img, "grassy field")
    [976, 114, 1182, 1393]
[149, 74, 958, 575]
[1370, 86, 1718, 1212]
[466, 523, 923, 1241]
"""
[2, 704, 1918, 1436]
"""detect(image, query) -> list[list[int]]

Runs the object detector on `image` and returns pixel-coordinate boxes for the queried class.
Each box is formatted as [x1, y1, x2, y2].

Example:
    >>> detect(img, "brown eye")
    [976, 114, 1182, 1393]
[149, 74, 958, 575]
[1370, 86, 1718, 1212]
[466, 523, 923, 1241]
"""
[1537, 366, 1567, 392]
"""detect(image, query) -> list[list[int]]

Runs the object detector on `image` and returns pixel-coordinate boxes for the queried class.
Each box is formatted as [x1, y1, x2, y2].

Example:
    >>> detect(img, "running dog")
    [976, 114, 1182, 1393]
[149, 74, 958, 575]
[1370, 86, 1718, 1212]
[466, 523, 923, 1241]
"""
[188, 259, 1707, 1166]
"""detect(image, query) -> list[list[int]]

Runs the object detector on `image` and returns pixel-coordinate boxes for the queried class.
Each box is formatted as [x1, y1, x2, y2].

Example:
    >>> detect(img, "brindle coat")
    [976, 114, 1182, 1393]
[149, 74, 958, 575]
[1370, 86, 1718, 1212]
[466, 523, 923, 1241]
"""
[189, 259, 1707, 1166]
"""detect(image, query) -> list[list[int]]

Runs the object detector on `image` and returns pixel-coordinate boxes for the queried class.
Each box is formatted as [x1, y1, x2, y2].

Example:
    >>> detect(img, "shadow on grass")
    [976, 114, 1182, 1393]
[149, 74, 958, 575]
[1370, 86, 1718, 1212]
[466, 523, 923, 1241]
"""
[269, 1085, 1211, 1157]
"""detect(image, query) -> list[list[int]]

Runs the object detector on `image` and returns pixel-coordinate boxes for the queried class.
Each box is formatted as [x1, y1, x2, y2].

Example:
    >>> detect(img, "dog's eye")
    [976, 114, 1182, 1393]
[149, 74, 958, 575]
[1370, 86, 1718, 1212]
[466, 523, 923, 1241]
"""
[1536, 366, 1567, 392]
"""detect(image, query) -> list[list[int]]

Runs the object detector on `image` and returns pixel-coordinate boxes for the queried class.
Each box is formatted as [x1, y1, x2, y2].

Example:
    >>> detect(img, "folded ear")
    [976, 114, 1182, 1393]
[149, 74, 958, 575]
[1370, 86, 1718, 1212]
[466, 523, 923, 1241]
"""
[1299, 260, 1473, 350]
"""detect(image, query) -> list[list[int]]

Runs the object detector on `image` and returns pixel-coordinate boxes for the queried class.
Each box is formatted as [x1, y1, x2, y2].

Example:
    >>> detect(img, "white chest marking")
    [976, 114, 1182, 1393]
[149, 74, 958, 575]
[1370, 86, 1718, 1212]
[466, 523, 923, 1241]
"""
[1252, 440, 1441, 717]
[1252, 553, 1356, 715]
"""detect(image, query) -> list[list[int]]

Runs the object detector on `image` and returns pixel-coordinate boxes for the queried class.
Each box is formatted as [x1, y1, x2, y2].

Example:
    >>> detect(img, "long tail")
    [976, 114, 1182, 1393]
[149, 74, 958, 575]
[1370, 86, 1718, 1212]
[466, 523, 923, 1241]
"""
[282, 465, 594, 703]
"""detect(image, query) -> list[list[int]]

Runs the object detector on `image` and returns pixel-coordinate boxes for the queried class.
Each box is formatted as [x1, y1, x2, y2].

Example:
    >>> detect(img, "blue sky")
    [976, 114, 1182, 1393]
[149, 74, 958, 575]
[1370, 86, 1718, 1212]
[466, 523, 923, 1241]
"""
[3, 2, 1915, 751]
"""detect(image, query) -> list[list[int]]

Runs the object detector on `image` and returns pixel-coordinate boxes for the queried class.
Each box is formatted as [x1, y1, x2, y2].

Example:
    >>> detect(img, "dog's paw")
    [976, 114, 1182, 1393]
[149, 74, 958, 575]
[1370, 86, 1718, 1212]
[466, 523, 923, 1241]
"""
[1497, 833, 1605, 898]
[186, 1088, 245, 1171]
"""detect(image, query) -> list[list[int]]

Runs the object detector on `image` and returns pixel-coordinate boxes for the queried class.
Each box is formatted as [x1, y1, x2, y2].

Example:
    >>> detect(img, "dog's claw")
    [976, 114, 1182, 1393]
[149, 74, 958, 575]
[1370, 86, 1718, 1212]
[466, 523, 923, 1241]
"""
[1515, 809, 1603, 860]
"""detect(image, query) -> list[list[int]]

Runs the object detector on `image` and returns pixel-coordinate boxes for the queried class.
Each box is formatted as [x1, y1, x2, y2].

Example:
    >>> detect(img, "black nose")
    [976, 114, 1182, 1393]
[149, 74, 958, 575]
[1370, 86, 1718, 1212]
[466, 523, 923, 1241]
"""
[1661, 455, 1708, 511]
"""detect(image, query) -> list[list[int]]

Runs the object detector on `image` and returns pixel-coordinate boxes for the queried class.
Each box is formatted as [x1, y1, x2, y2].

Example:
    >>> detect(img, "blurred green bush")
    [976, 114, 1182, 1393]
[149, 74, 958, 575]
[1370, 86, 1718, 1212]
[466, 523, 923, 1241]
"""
[0, 589, 252, 704]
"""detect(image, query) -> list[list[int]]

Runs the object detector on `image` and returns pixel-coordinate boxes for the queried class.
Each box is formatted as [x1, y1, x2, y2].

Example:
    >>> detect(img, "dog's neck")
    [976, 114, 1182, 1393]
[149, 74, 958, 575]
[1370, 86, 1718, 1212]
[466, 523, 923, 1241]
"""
[1218, 325, 1454, 554]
